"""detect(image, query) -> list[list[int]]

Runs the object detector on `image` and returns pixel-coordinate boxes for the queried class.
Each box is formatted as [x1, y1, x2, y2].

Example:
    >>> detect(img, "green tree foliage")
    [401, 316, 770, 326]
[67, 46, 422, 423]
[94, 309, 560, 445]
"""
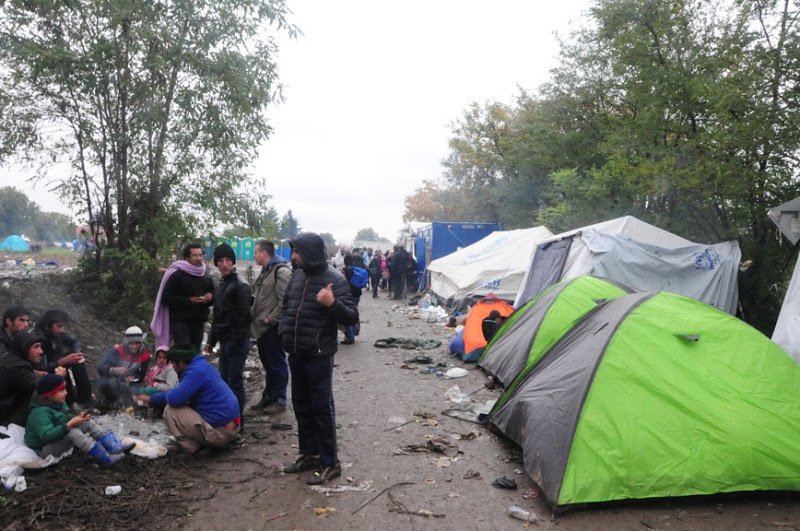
[0, 0, 295, 256]
[408, 0, 800, 332]
[0, 0, 294, 322]
[0, 187, 38, 237]
[354, 227, 390, 242]
[0, 186, 73, 241]
[279, 209, 301, 239]
[318, 232, 337, 254]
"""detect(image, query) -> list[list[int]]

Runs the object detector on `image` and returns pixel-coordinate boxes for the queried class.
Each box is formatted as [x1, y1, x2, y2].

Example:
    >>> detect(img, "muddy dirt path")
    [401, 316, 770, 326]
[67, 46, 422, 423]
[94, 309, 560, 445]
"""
[175, 294, 800, 531]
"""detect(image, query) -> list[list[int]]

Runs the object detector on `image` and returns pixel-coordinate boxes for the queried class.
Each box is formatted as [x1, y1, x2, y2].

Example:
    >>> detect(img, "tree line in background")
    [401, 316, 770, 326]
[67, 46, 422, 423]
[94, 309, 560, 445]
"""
[404, 0, 800, 334]
[0, 187, 74, 242]
[0, 0, 296, 322]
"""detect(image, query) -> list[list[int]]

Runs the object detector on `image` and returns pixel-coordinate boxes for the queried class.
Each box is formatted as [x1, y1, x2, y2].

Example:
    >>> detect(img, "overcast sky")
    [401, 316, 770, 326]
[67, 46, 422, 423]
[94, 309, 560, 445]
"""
[2, 0, 593, 244]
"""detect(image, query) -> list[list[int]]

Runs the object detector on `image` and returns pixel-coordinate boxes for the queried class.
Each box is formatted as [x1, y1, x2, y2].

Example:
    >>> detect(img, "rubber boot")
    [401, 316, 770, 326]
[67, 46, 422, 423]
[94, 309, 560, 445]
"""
[99, 432, 136, 455]
[88, 442, 125, 467]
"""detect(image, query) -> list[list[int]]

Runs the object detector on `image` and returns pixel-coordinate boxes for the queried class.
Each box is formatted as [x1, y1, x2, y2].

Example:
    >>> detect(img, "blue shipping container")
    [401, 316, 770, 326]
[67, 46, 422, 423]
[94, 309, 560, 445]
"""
[415, 222, 500, 272]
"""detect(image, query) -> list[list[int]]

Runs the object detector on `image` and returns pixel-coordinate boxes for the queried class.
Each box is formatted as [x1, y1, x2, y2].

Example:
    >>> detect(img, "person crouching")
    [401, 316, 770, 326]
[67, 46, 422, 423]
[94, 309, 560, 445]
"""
[136, 345, 240, 456]
[25, 375, 134, 466]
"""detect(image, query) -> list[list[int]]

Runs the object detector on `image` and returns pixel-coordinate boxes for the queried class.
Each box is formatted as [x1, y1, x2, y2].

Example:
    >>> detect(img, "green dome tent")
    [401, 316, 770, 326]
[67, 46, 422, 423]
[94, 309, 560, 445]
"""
[490, 291, 800, 509]
[479, 275, 630, 394]
[0, 235, 30, 252]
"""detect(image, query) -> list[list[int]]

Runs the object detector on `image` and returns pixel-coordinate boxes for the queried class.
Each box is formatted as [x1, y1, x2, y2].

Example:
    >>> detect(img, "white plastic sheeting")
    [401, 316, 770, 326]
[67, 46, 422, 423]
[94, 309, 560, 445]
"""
[773, 252, 800, 362]
[427, 226, 553, 300]
[514, 216, 741, 314]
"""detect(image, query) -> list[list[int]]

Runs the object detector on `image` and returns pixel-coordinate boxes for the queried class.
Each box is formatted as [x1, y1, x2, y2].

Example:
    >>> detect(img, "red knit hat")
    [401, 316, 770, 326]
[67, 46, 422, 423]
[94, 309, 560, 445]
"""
[38, 374, 66, 398]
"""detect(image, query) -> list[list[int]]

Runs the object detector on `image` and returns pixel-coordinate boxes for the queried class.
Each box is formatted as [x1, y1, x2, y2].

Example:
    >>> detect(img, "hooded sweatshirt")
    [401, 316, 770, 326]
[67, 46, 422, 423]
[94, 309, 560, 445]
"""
[278, 233, 359, 357]
[0, 332, 42, 427]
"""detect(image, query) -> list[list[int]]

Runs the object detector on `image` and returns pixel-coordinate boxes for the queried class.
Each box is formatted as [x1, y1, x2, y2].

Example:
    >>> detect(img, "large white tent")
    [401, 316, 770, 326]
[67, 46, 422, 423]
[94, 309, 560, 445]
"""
[769, 196, 800, 362]
[427, 226, 553, 301]
[514, 216, 741, 314]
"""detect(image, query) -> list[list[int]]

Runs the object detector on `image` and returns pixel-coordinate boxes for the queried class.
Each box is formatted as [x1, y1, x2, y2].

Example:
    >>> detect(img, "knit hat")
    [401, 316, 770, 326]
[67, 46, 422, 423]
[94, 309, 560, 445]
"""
[38, 374, 66, 398]
[155, 344, 170, 356]
[213, 243, 236, 265]
[166, 344, 196, 363]
[123, 325, 144, 345]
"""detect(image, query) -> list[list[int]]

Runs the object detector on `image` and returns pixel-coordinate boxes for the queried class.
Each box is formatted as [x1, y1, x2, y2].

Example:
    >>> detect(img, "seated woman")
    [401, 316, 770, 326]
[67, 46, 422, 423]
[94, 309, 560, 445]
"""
[139, 345, 178, 395]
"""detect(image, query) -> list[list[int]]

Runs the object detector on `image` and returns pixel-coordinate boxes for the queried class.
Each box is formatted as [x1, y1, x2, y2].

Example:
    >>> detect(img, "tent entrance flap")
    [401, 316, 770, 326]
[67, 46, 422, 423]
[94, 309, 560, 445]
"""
[517, 239, 572, 306]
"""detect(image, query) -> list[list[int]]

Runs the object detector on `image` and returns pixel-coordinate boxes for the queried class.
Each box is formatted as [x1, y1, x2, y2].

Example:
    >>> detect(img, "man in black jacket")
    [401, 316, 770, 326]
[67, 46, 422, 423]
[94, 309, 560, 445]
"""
[0, 306, 31, 357]
[33, 309, 92, 408]
[0, 332, 44, 426]
[205, 243, 252, 422]
[159, 243, 214, 353]
[279, 232, 358, 485]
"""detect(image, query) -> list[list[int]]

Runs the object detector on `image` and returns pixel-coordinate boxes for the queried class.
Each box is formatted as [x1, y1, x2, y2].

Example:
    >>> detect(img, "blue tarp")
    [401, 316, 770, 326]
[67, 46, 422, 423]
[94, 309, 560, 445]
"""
[0, 235, 30, 252]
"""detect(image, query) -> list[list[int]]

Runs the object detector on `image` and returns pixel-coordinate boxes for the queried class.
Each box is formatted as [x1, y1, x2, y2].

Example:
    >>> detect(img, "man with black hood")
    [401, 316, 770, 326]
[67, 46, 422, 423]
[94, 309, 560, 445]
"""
[33, 309, 93, 408]
[0, 332, 44, 426]
[279, 232, 358, 485]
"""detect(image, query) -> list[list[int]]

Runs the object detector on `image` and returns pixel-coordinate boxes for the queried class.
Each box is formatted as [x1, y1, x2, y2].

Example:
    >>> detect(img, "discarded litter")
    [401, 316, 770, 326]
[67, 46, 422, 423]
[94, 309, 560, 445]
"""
[271, 423, 293, 431]
[462, 470, 481, 480]
[444, 385, 471, 406]
[105, 485, 122, 496]
[404, 355, 434, 364]
[445, 367, 468, 379]
[309, 480, 374, 496]
[492, 476, 518, 489]
[314, 506, 337, 517]
[508, 505, 538, 523]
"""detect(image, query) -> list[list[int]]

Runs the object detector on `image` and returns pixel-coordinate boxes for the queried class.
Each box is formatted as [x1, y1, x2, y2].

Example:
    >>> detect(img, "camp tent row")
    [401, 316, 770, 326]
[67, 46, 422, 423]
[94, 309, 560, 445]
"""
[426, 215, 740, 315]
[478, 275, 800, 510]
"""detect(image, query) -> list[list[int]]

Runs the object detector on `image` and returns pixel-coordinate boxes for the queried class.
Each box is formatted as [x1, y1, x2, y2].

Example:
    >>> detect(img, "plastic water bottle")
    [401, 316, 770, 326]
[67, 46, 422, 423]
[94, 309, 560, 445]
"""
[419, 294, 431, 310]
[508, 505, 537, 523]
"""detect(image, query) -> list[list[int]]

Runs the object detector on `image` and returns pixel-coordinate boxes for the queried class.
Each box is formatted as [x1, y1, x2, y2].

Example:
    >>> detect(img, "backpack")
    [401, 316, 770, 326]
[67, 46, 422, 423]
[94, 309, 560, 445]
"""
[350, 266, 369, 288]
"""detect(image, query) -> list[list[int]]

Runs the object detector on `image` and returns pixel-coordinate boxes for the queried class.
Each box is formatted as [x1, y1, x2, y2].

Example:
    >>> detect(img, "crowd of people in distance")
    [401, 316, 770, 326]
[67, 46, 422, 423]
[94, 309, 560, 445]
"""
[0, 232, 364, 485]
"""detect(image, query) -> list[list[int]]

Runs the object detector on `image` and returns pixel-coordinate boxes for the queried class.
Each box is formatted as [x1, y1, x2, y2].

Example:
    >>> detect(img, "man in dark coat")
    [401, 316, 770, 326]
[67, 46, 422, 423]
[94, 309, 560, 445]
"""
[33, 309, 92, 408]
[0, 332, 44, 426]
[152, 243, 215, 353]
[389, 245, 409, 300]
[279, 232, 358, 485]
[205, 243, 252, 422]
[0, 306, 31, 357]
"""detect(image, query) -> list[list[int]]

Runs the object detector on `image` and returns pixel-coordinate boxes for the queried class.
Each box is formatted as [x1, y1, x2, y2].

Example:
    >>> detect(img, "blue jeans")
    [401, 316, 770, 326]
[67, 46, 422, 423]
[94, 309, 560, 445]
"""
[256, 326, 288, 404]
[218, 337, 250, 418]
[289, 354, 337, 466]
[345, 296, 361, 342]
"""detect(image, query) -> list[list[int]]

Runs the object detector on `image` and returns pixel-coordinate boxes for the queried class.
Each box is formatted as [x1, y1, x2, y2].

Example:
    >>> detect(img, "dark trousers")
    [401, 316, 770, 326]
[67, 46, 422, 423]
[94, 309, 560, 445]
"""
[171, 319, 205, 354]
[65, 363, 92, 405]
[370, 275, 380, 297]
[256, 326, 288, 403]
[98, 377, 134, 406]
[218, 337, 250, 419]
[392, 273, 406, 299]
[289, 354, 337, 466]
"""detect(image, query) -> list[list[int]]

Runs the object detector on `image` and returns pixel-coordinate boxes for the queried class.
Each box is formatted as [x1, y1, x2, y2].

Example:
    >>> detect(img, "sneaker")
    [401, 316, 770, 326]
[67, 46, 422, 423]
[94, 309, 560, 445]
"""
[248, 398, 272, 414]
[306, 463, 342, 485]
[283, 455, 320, 473]
[263, 401, 287, 415]
[341, 339, 355, 345]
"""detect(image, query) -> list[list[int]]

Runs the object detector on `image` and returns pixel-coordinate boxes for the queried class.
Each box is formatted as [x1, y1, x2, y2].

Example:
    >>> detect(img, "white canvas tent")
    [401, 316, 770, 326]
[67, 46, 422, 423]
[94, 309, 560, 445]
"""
[514, 216, 741, 314]
[427, 226, 553, 301]
[769, 196, 800, 362]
